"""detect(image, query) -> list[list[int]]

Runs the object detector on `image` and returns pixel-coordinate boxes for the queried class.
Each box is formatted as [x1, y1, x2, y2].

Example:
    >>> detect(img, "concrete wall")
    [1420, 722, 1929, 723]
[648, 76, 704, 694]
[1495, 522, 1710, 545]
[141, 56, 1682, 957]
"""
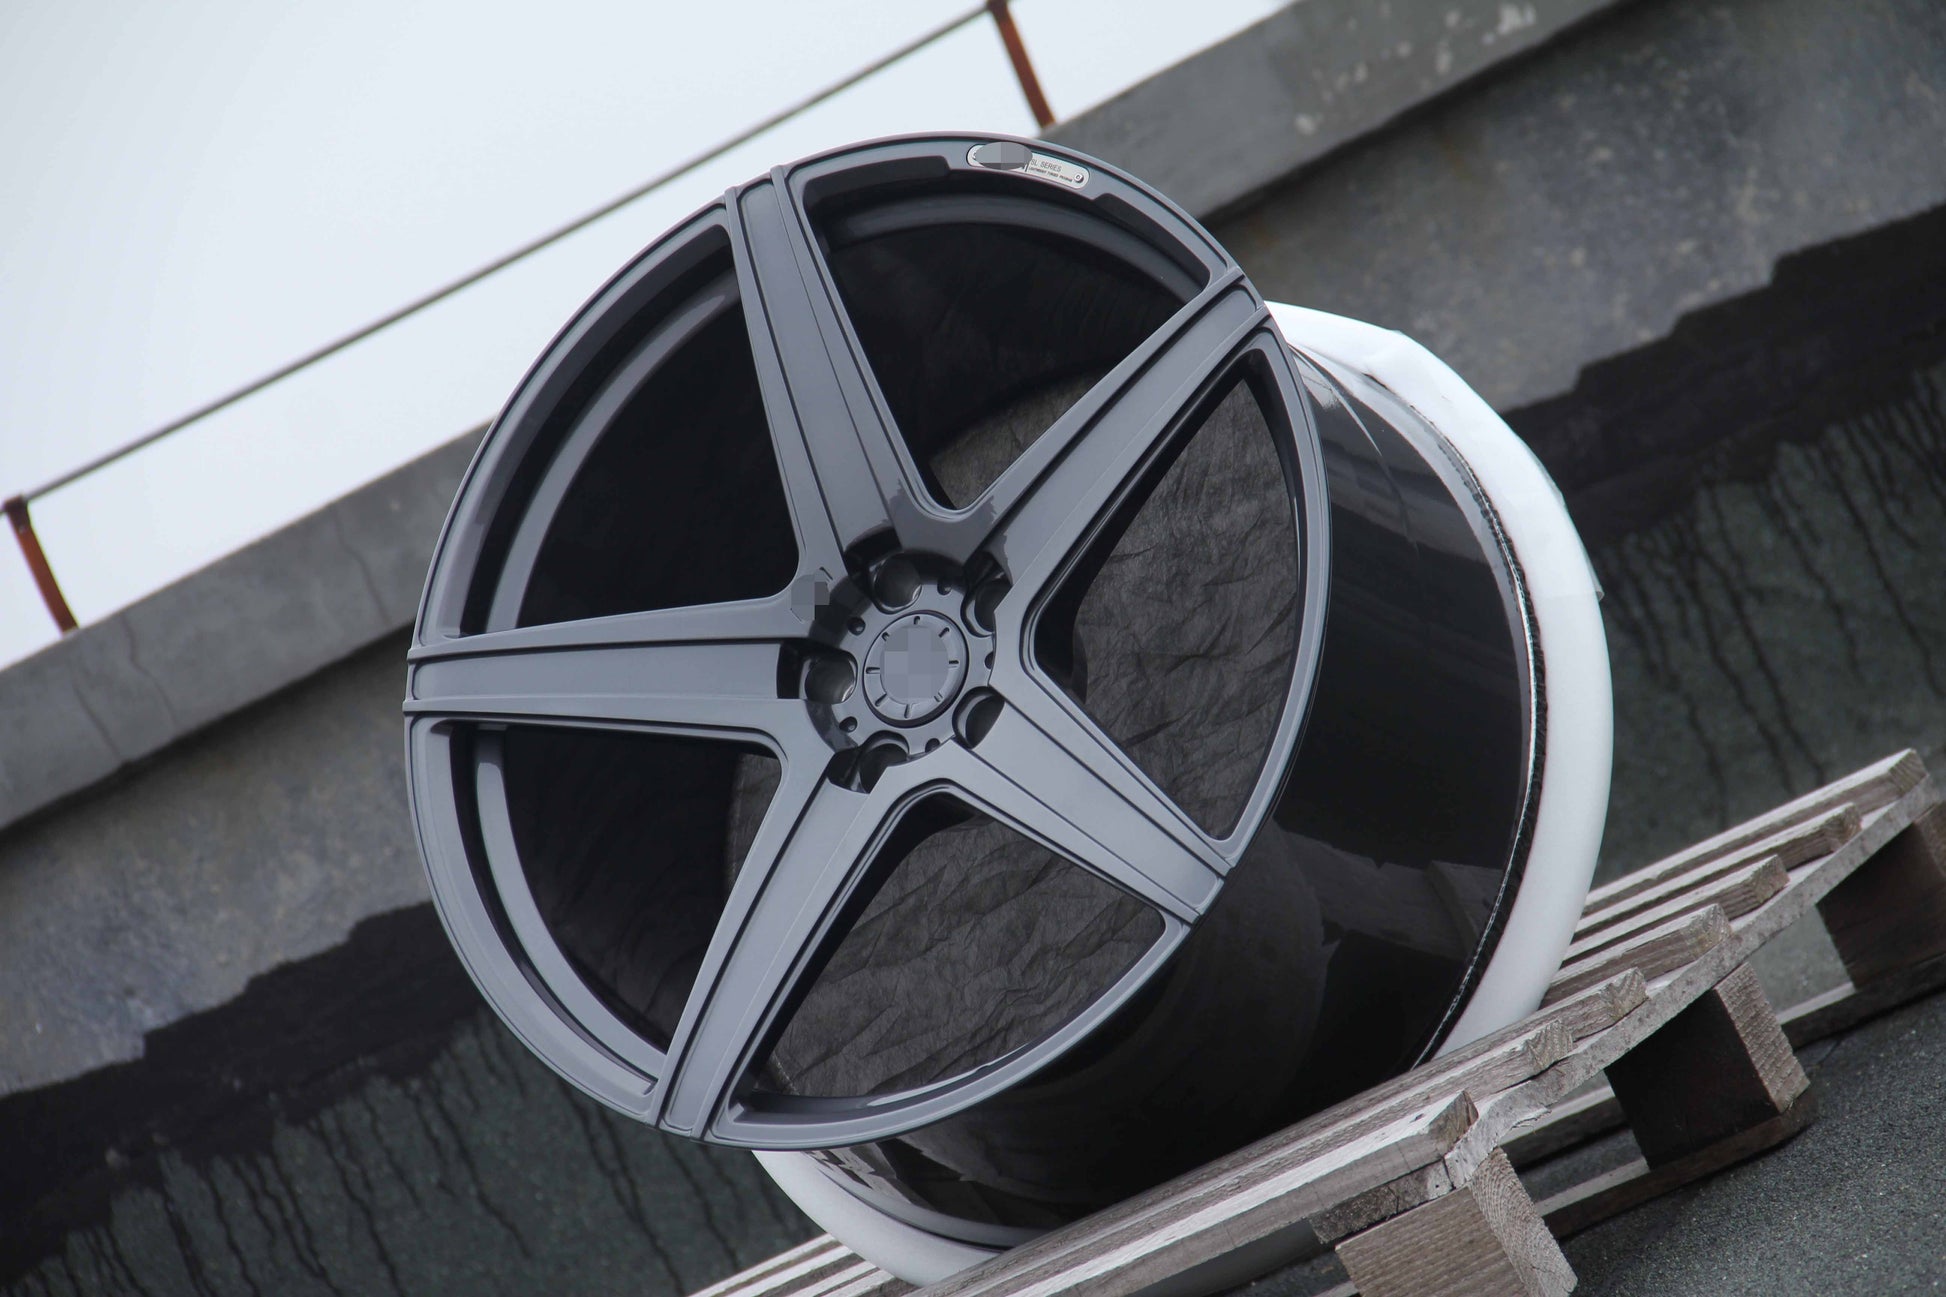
[0, 433, 477, 837]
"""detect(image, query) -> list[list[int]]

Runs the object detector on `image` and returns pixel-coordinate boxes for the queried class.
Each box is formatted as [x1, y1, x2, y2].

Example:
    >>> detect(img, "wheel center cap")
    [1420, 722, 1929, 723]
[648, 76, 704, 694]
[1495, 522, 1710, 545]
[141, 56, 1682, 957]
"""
[862, 611, 969, 725]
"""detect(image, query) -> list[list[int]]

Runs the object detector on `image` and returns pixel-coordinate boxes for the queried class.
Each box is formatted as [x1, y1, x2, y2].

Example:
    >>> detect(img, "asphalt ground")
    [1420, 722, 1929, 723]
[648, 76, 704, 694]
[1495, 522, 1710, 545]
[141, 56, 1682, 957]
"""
[1557, 984, 1946, 1294]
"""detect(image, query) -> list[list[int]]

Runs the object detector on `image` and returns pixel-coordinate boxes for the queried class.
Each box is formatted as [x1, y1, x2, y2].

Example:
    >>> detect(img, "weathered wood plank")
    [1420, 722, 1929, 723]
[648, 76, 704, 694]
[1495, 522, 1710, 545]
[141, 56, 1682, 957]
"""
[800, 1264, 906, 1297]
[1545, 906, 1732, 1004]
[1499, 1086, 1622, 1168]
[820, 1269, 912, 1297]
[1583, 804, 1861, 918]
[1564, 858, 1787, 964]
[1604, 963, 1808, 1166]
[1311, 1161, 1456, 1245]
[1535, 969, 1650, 1040]
[1336, 1150, 1572, 1297]
[1817, 804, 1946, 987]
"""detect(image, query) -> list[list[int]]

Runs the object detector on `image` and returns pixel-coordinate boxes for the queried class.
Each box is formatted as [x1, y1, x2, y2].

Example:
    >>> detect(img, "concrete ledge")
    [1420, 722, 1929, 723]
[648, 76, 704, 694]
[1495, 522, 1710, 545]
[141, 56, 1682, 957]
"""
[1050, 0, 1630, 220]
[0, 432, 479, 835]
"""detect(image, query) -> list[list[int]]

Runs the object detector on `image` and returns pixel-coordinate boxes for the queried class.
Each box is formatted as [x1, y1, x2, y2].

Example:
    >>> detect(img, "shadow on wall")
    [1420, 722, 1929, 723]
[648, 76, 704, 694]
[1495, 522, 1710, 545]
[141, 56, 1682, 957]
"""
[0, 906, 815, 1296]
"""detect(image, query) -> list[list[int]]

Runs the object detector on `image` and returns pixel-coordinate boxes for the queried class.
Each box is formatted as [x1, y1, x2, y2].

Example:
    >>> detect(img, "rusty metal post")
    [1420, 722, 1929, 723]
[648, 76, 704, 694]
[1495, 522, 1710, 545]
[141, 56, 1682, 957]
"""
[5, 495, 78, 634]
[987, 0, 1056, 130]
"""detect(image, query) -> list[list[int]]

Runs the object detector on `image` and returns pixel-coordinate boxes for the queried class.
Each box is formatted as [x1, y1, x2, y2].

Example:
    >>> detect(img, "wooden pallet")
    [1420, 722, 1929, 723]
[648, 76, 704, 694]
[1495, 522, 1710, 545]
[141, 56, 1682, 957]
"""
[695, 751, 1946, 1297]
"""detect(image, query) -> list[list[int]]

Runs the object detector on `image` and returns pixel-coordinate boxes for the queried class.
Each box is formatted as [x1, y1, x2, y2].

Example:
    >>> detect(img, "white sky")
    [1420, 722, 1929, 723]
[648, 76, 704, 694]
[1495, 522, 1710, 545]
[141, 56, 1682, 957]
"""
[0, 0, 1282, 669]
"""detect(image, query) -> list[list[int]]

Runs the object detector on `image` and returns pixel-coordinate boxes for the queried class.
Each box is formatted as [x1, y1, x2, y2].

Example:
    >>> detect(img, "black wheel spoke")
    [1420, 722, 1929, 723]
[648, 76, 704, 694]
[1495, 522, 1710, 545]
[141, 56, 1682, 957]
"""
[404, 599, 818, 755]
[932, 699, 1224, 923]
[658, 767, 897, 1137]
[728, 176, 913, 569]
[950, 271, 1264, 594]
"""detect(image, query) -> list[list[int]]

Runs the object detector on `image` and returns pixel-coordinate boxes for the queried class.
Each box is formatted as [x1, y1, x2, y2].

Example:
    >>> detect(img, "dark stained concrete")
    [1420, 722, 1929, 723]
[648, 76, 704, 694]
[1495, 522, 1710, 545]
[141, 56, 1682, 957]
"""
[1220, 0, 1946, 413]
[0, 634, 431, 1095]
[0, 908, 814, 1295]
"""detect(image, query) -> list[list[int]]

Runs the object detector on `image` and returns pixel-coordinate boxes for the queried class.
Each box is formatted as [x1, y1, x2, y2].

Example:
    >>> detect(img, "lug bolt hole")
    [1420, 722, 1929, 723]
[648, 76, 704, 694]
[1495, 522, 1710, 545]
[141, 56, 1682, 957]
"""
[856, 736, 908, 791]
[840, 716, 857, 733]
[965, 578, 1010, 635]
[954, 690, 1004, 748]
[804, 654, 857, 704]
[847, 616, 866, 635]
[873, 557, 921, 611]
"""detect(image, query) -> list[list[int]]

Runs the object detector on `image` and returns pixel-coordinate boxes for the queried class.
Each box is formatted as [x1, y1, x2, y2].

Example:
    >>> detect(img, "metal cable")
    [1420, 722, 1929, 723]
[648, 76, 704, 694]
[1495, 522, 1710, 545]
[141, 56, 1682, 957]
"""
[19, 2, 992, 504]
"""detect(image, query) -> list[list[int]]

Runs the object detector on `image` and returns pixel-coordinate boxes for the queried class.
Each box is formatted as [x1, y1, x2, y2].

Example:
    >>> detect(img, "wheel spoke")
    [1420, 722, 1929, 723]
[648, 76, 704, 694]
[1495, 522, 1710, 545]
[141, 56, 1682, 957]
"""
[947, 272, 1264, 592]
[404, 598, 818, 753]
[658, 768, 899, 1136]
[929, 698, 1224, 923]
[728, 176, 912, 568]
[411, 596, 806, 660]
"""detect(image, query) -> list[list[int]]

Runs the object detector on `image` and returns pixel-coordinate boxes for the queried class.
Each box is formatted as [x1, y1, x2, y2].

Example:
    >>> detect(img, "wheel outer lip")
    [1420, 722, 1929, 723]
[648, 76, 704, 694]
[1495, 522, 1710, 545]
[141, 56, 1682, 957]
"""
[402, 134, 1338, 1147]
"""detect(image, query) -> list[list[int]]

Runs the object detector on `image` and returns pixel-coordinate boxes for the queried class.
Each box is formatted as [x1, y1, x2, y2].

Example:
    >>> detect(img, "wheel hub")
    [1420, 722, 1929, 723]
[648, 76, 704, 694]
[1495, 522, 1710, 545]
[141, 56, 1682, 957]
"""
[801, 558, 1001, 781]
[863, 612, 968, 724]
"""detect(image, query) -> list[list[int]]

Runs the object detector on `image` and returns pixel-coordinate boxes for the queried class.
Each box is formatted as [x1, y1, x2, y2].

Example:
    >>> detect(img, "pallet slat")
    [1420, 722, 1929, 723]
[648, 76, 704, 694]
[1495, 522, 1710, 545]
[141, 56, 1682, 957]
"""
[1545, 905, 1732, 1003]
[697, 1238, 864, 1297]
[1564, 857, 1787, 963]
[1582, 803, 1862, 918]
